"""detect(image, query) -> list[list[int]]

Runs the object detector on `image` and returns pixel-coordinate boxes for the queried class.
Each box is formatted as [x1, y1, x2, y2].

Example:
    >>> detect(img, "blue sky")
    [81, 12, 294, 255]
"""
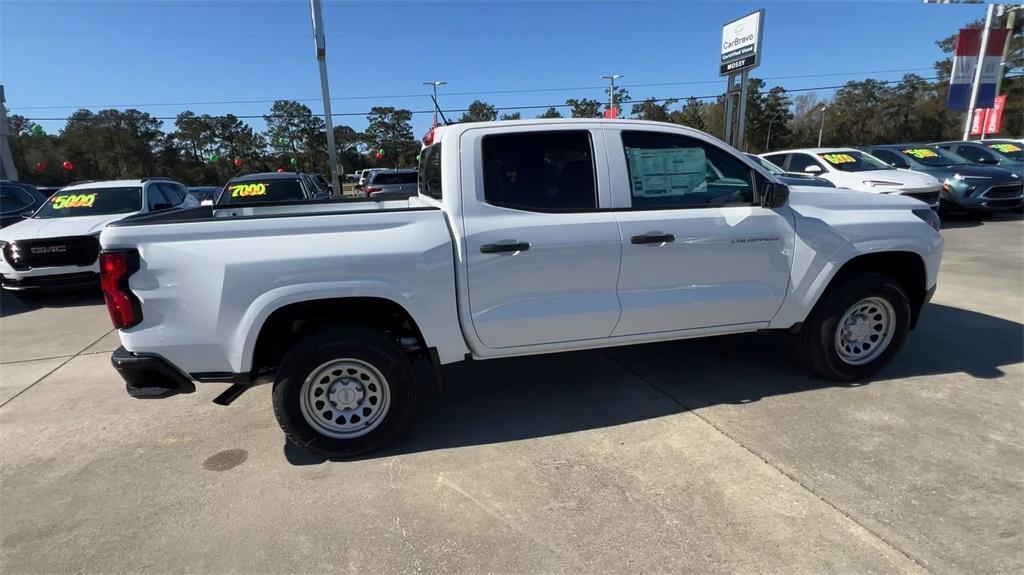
[1, 0, 987, 138]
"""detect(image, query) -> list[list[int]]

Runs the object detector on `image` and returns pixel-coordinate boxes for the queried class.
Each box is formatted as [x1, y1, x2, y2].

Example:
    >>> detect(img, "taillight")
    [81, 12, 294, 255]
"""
[365, 187, 381, 193]
[99, 250, 142, 329]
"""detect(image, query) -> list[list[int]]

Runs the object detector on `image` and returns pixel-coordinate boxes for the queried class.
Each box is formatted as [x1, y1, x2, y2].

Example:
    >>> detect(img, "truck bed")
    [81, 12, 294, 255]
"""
[99, 197, 467, 377]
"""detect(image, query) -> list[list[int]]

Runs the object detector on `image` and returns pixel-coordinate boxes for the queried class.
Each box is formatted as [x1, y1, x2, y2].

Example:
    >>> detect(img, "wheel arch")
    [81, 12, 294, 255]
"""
[816, 251, 928, 330]
[245, 295, 430, 376]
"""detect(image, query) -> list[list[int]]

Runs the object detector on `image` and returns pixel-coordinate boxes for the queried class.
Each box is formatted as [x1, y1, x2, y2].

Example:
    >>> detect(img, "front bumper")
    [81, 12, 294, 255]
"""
[112, 346, 196, 399]
[942, 180, 1023, 211]
[1, 271, 99, 291]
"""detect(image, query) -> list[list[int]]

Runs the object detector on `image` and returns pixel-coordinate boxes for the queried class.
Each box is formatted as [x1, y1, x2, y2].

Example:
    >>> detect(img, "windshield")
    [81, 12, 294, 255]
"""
[818, 151, 892, 172]
[986, 142, 1024, 161]
[216, 179, 306, 205]
[371, 172, 418, 185]
[899, 146, 968, 167]
[33, 187, 142, 218]
[748, 155, 785, 176]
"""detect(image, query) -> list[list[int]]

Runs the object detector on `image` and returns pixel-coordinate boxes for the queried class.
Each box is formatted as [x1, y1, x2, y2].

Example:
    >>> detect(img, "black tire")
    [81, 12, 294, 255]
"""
[272, 324, 417, 458]
[794, 272, 911, 382]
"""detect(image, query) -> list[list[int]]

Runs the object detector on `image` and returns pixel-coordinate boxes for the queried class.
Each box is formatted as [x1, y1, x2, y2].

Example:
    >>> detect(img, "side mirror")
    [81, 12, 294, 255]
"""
[804, 165, 823, 174]
[21, 211, 34, 218]
[152, 202, 172, 211]
[761, 182, 789, 209]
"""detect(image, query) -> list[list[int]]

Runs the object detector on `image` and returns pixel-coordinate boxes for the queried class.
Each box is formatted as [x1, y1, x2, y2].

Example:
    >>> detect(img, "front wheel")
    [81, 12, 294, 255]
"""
[794, 272, 911, 381]
[272, 325, 417, 458]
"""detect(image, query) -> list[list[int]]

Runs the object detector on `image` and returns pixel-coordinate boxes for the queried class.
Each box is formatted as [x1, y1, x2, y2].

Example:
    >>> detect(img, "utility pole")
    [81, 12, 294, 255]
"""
[765, 112, 780, 151]
[600, 74, 623, 118]
[817, 104, 829, 148]
[423, 81, 446, 127]
[309, 0, 341, 197]
[963, 2, 996, 140]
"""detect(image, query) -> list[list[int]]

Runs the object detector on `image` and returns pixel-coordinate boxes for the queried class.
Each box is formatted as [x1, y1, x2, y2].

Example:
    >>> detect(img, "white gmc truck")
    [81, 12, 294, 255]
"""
[100, 120, 943, 457]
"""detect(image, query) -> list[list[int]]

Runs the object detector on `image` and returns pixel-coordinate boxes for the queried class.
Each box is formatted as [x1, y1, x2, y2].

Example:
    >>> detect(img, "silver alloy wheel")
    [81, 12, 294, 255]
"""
[834, 296, 896, 366]
[299, 358, 391, 439]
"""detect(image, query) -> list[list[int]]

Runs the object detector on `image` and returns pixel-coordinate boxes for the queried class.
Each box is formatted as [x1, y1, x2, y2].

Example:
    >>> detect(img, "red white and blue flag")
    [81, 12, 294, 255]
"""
[948, 27, 1009, 111]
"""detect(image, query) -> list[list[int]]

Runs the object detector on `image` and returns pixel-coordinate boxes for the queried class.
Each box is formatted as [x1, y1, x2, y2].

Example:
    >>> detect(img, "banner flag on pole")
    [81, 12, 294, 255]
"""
[948, 28, 1009, 111]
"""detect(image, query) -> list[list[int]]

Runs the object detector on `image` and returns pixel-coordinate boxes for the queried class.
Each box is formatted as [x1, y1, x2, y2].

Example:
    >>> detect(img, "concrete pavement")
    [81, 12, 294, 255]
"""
[1, 214, 1021, 574]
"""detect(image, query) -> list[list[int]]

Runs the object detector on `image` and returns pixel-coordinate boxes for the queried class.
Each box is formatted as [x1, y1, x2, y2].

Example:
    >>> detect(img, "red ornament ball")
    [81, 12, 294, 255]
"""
[35, 161, 47, 171]
[277, 168, 285, 173]
[62, 160, 74, 171]
[233, 158, 243, 168]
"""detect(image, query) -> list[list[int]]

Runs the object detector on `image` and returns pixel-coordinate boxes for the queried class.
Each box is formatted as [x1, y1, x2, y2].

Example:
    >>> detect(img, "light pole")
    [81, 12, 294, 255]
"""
[308, 0, 341, 197]
[423, 81, 446, 127]
[817, 104, 829, 147]
[765, 112, 781, 151]
[600, 74, 623, 118]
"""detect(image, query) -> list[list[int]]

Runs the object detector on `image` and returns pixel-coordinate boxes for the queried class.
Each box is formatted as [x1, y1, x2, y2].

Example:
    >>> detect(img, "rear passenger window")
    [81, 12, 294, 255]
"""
[482, 130, 596, 211]
[621, 131, 754, 208]
[787, 154, 826, 173]
[419, 144, 443, 200]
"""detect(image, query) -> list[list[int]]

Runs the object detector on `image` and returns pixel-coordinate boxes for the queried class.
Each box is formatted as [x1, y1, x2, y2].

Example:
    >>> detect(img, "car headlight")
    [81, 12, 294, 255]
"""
[913, 208, 941, 232]
[863, 180, 903, 188]
[952, 173, 989, 181]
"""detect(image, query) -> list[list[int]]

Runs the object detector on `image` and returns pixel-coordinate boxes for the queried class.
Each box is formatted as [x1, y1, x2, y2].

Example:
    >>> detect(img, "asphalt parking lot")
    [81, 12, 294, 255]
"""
[1, 214, 1021, 574]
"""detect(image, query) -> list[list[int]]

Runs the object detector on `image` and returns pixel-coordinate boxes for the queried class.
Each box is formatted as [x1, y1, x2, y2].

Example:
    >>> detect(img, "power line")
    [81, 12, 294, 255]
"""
[8, 68, 936, 111]
[19, 75, 969, 122]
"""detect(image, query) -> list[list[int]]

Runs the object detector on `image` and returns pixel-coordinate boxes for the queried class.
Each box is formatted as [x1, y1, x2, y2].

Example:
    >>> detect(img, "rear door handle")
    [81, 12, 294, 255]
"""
[630, 233, 675, 245]
[480, 241, 531, 254]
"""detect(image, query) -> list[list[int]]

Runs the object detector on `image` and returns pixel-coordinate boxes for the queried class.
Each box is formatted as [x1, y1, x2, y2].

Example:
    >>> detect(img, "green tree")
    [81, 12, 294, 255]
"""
[536, 107, 563, 119]
[365, 107, 418, 168]
[459, 100, 498, 122]
[499, 112, 522, 120]
[670, 97, 707, 131]
[631, 98, 677, 122]
[605, 86, 631, 116]
[566, 98, 602, 118]
[264, 100, 326, 172]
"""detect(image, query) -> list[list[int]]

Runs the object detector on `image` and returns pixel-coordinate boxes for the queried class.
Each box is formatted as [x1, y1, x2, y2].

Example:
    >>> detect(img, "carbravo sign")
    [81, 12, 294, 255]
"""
[720, 10, 763, 76]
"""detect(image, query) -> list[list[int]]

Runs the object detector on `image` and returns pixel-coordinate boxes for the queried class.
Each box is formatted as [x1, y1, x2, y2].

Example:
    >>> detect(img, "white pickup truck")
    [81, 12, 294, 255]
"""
[100, 120, 943, 457]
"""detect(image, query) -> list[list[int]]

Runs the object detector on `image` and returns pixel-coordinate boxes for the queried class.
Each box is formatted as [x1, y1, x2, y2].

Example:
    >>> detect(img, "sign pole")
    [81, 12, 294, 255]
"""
[963, 3, 996, 140]
[736, 69, 750, 151]
[724, 76, 735, 144]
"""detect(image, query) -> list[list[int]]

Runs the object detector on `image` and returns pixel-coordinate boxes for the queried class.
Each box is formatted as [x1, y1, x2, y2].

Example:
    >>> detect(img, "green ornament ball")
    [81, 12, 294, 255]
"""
[210, 153, 220, 163]
[290, 157, 298, 165]
[32, 125, 44, 135]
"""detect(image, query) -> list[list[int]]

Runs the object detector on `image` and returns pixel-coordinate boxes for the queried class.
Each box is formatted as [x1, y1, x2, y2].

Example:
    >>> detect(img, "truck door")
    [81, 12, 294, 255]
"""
[460, 126, 623, 349]
[605, 127, 794, 336]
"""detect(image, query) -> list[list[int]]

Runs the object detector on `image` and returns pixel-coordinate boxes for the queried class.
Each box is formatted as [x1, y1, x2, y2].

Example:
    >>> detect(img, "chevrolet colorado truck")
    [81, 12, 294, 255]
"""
[100, 120, 943, 458]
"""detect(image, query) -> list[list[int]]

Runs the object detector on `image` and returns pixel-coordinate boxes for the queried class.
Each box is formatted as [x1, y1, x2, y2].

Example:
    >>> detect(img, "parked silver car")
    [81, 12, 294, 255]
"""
[364, 169, 418, 199]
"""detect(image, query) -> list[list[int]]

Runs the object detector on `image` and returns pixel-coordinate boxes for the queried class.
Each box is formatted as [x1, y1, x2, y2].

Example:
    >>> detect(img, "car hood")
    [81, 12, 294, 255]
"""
[865, 169, 941, 187]
[788, 185, 925, 211]
[922, 164, 1020, 181]
[0, 213, 135, 242]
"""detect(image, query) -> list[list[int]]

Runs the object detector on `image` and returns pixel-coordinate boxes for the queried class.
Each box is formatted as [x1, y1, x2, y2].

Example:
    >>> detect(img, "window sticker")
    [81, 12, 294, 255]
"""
[626, 148, 707, 197]
[51, 193, 97, 209]
[819, 153, 856, 165]
[988, 143, 1021, 153]
[228, 183, 268, 197]
[902, 148, 938, 159]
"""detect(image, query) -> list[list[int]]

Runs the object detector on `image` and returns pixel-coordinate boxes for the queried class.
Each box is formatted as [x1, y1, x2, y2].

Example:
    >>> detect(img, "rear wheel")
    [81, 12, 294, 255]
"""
[272, 325, 416, 458]
[795, 272, 911, 381]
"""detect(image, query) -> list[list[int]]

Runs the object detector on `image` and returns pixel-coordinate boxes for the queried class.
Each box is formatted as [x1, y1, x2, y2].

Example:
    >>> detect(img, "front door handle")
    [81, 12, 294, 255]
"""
[480, 241, 531, 254]
[630, 232, 675, 245]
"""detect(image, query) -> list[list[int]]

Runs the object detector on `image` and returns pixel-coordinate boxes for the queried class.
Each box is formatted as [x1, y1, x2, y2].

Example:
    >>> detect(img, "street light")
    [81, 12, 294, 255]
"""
[423, 81, 446, 126]
[817, 104, 830, 148]
[600, 74, 623, 118]
[765, 111, 782, 151]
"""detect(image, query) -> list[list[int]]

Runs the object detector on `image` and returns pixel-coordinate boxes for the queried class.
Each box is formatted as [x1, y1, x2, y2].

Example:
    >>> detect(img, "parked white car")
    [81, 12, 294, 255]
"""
[100, 120, 943, 458]
[0, 178, 196, 295]
[762, 148, 941, 208]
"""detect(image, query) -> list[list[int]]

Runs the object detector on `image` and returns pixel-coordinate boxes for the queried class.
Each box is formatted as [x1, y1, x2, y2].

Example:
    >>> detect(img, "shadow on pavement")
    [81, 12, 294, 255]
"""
[0, 289, 104, 318]
[284, 303, 1022, 465]
[940, 210, 1022, 230]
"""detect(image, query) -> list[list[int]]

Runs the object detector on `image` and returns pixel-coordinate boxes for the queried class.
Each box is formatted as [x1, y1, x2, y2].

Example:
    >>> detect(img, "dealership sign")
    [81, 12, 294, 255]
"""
[720, 10, 764, 76]
[948, 27, 1009, 111]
